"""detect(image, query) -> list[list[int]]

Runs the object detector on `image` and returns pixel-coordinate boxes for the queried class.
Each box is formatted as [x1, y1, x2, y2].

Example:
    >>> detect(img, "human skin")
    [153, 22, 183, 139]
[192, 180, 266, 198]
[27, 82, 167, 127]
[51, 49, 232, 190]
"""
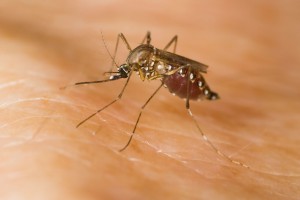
[0, 0, 300, 199]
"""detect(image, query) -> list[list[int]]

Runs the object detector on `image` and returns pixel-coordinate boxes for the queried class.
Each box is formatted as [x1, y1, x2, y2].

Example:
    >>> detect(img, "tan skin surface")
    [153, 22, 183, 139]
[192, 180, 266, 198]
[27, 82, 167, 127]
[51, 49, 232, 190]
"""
[0, 1, 300, 199]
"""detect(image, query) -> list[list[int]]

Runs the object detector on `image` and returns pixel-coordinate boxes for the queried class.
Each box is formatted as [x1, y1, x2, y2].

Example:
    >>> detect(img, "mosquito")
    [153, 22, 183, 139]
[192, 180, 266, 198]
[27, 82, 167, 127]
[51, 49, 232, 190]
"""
[73, 32, 249, 168]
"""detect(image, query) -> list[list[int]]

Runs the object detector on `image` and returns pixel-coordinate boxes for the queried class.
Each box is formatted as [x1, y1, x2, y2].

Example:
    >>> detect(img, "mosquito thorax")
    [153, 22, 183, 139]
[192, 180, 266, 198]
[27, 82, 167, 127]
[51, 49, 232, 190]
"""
[127, 44, 154, 66]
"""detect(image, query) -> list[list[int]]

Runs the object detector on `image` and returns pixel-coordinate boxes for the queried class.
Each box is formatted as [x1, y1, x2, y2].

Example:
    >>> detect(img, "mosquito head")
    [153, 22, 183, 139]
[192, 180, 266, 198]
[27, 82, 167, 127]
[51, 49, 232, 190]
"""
[105, 64, 131, 81]
[118, 64, 131, 78]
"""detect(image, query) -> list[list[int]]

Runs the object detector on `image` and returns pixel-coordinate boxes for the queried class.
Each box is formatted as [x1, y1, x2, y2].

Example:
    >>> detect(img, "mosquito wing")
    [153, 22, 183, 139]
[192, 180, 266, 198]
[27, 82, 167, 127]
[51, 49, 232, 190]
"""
[155, 48, 208, 73]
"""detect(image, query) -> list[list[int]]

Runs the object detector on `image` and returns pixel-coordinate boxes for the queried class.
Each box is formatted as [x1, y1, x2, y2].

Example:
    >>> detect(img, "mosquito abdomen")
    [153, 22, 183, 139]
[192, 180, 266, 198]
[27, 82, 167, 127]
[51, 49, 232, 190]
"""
[163, 70, 219, 100]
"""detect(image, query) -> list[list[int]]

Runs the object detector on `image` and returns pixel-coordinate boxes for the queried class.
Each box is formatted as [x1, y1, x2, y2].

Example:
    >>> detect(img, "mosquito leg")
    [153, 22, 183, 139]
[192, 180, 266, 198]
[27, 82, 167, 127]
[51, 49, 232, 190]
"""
[106, 33, 132, 72]
[119, 33, 132, 51]
[76, 71, 133, 128]
[140, 31, 151, 45]
[185, 66, 249, 169]
[119, 83, 164, 152]
[107, 33, 121, 72]
[163, 35, 178, 53]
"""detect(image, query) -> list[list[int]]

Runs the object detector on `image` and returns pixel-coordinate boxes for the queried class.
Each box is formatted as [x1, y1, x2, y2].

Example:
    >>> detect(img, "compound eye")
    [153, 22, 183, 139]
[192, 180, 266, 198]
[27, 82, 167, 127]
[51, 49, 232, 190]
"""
[119, 64, 130, 78]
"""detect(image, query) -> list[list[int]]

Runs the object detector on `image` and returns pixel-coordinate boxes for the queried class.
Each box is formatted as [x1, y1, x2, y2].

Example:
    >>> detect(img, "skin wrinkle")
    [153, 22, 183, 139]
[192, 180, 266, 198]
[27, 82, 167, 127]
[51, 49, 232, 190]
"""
[125, 139, 246, 177]
[1, 1, 300, 199]
[100, 118, 242, 180]
[0, 97, 92, 112]
[80, 134, 218, 181]
[31, 110, 55, 140]
[156, 152, 219, 178]
[0, 116, 55, 130]
[45, 145, 93, 168]
[120, 144, 231, 181]
[0, 79, 25, 90]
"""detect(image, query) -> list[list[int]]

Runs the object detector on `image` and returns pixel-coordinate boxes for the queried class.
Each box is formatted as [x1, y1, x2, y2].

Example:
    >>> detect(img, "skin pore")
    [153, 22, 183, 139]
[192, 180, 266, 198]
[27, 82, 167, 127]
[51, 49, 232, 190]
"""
[0, 1, 299, 199]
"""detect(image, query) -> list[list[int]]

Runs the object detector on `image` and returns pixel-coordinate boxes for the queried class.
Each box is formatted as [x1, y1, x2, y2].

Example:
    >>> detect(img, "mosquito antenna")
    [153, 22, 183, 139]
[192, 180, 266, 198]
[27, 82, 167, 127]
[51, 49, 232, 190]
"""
[101, 31, 119, 68]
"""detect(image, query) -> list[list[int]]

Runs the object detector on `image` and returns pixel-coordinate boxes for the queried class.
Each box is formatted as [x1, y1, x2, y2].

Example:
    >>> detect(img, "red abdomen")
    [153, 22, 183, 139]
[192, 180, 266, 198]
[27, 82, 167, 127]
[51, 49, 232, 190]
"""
[163, 72, 219, 101]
